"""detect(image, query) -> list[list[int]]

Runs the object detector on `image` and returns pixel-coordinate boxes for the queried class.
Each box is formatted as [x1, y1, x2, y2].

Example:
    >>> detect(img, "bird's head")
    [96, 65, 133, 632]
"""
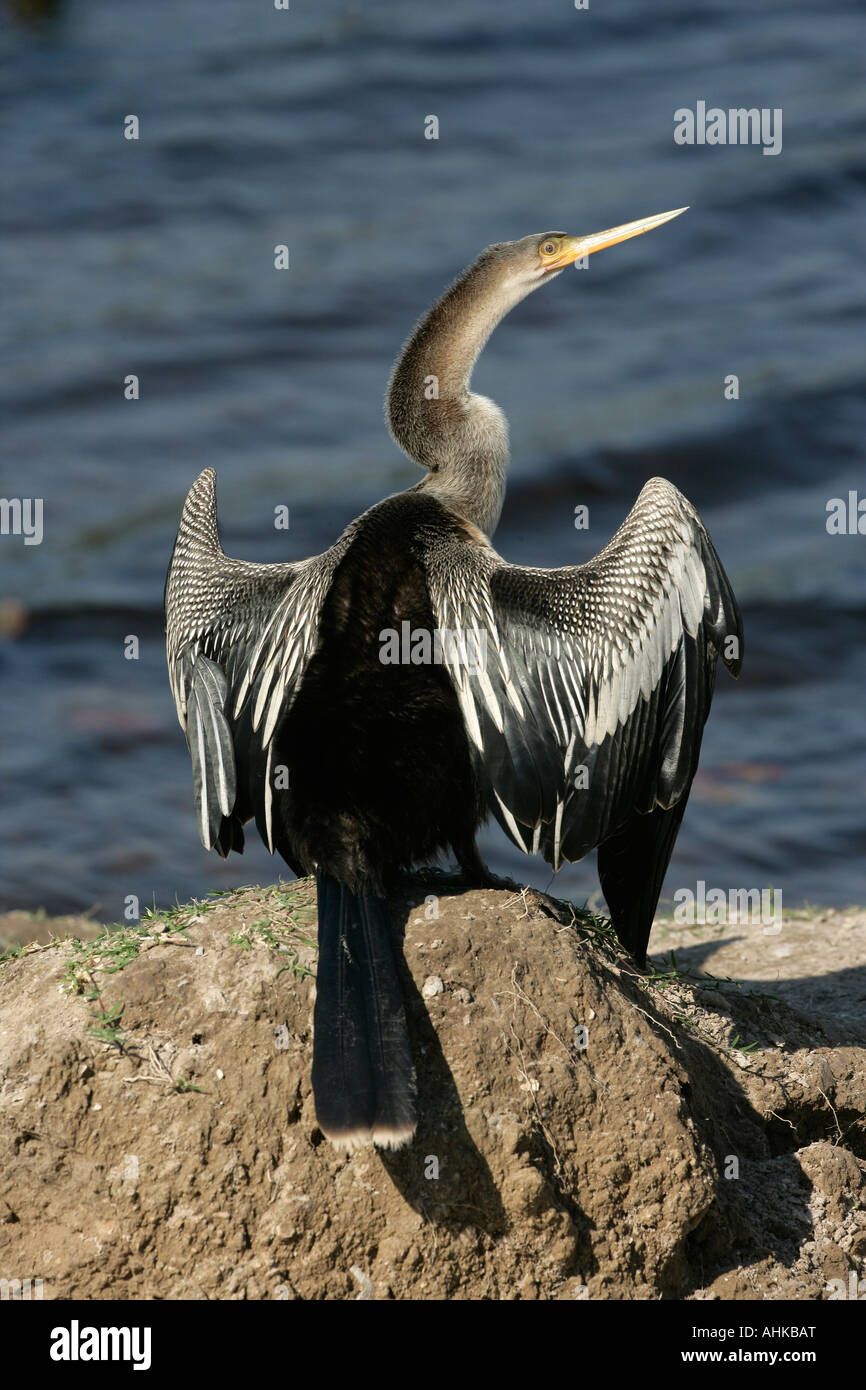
[387, 204, 690, 532]
[483, 207, 689, 299]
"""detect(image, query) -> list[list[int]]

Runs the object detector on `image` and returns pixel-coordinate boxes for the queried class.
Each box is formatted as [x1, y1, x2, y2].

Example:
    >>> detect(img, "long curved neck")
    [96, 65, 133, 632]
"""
[387, 253, 528, 537]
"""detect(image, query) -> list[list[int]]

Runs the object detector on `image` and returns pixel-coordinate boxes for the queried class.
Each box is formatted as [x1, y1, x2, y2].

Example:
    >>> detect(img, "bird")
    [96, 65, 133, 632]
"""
[165, 208, 742, 1153]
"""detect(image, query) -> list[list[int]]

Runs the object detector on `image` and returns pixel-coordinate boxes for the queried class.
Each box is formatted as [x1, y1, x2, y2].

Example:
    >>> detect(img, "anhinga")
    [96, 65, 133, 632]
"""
[165, 208, 742, 1152]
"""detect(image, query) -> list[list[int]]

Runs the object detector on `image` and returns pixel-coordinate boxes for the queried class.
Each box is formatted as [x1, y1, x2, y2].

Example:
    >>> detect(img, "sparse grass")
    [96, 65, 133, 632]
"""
[61, 918, 182, 996]
[0, 906, 96, 965]
[53, 879, 319, 1000]
[561, 930, 771, 1061]
[637, 967, 765, 1060]
[781, 902, 865, 922]
[1, 931, 95, 968]
[226, 880, 318, 979]
[560, 903, 625, 963]
[641, 950, 781, 1003]
[559, 902, 765, 1055]
[173, 1074, 205, 1094]
[45, 879, 319, 1085]
[85, 994, 127, 1049]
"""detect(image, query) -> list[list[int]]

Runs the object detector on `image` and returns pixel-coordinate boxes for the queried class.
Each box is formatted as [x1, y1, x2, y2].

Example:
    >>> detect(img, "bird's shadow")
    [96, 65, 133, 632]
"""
[647, 935, 866, 1047]
[379, 929, 509, 1239]
[373, 874, 863, 1292]
[375, 869, 576, 1239]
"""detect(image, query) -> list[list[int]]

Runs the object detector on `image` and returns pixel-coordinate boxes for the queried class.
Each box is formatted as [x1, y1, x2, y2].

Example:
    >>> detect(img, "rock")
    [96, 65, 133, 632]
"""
[0, 880, 863, 1300]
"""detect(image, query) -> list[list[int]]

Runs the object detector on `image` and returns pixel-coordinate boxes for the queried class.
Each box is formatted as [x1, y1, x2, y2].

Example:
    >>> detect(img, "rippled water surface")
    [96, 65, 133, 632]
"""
[1, 0, 865, 915]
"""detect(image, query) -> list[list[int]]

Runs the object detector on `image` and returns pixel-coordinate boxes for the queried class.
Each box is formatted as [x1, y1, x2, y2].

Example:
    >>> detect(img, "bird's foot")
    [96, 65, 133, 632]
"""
[454, 839, 522, 891]
[463, 868, 521, 892]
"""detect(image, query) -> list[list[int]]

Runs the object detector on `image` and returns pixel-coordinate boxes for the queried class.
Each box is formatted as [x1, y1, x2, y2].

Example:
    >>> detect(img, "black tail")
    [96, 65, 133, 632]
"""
[597, 798, 688, 966]
[311, 868, 417, 1150]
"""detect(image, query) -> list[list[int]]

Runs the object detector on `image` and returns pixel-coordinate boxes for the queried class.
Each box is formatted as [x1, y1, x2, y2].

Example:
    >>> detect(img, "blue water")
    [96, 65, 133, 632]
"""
[1, 0, 865, 917]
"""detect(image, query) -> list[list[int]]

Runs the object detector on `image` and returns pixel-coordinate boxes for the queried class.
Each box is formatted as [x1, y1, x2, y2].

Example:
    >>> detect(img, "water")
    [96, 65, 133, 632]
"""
[1, 0, 865, 918]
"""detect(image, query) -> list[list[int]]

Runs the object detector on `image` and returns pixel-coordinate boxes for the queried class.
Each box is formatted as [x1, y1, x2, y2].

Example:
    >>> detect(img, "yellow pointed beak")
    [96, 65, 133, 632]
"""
[547, 206, 689, 270]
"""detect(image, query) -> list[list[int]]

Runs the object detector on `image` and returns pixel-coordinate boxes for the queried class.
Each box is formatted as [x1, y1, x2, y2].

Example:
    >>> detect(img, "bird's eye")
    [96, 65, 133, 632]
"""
[541, 241, 558, 256]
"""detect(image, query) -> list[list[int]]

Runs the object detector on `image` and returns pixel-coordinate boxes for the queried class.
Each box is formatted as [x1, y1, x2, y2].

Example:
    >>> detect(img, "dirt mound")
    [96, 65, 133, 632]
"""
[0, 879, 863, 1299]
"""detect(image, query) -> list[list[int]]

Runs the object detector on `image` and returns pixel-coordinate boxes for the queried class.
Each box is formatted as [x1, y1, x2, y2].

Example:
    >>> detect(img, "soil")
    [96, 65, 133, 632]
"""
[0, 880, 863, 1300]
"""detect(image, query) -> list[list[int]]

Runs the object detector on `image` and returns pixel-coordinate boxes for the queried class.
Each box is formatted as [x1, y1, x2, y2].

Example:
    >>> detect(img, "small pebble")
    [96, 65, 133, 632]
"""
[216, 1068, 225, 1080]
[422, 975, 444, 999]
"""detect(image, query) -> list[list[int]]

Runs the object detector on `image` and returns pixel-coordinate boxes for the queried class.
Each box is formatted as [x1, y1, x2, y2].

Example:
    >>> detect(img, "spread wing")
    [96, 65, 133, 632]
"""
[164, 467, 351, 859]
[425, 476, 742, 950]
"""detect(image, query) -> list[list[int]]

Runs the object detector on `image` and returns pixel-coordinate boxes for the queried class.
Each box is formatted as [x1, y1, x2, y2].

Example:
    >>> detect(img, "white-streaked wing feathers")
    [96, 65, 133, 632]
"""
[165, 468, 351, 853]
[427, 476, 742, 871]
